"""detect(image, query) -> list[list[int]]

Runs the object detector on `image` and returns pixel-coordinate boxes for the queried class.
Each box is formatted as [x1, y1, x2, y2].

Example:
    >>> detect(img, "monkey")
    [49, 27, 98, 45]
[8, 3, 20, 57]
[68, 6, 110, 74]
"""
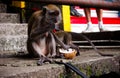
[27, 4, 80, 65]
[27, 4, 112, 66]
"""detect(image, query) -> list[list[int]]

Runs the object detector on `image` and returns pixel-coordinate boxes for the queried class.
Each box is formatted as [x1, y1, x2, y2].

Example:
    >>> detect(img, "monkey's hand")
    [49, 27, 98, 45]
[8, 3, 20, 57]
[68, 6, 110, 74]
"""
[63, 44, 70, 50]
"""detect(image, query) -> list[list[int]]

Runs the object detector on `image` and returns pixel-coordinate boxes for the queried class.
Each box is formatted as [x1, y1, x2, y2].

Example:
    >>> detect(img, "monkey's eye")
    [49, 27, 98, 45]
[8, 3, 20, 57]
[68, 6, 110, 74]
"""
[48, 10, 59, 16]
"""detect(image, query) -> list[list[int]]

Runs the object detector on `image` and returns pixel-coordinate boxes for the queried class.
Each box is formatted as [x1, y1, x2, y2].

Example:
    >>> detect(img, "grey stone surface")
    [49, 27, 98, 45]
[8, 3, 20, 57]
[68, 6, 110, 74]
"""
[0, 3, 7, 13]
[0, 23, 27, 35]
[0, 51, 119, 78]
[0, 13, 20, 23]
[0, 24, 27, 52]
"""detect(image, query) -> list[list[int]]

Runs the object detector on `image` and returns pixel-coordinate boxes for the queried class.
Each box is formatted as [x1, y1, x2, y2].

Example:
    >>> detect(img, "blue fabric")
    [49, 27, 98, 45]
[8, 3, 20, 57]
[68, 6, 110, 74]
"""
[118, 11, 120, 17]
[105, 0, 113, 2]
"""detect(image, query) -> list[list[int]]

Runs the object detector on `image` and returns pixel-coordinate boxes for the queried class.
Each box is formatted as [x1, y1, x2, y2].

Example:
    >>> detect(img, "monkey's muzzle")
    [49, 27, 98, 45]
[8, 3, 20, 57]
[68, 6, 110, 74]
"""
[59, 48, 77, 59]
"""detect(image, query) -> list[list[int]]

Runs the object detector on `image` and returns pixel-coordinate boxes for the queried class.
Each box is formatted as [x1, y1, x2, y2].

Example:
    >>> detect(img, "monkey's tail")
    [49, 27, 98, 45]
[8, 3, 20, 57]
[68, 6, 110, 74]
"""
[81, 33, 114, 56]
[71, 32, 114, 56]
[54, 60, 88, 78]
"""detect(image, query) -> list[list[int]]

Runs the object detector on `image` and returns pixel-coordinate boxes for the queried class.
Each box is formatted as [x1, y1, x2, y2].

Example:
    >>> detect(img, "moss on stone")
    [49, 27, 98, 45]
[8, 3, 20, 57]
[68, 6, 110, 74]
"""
[59, 73, 64, 78]
[86, 65, 92, 77]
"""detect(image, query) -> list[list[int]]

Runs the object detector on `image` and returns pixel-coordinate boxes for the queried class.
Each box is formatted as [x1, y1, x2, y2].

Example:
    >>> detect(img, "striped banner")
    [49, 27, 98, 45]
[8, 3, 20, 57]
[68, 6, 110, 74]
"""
[71, 7, 120, 24]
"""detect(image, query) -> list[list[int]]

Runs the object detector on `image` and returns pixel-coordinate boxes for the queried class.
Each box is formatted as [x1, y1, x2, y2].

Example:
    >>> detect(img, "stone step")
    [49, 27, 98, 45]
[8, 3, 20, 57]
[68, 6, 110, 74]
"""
[0, 35, 27, 52]
[0, 3, 7, 13]
[0, 13, 20, 23]
[0, 23, 27, 35]
[0, 51, 119, 78]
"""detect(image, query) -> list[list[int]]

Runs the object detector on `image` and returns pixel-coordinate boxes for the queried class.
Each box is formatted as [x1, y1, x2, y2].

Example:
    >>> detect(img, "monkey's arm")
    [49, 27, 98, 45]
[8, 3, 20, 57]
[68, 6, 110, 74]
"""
[51, 31, 70, 50]
[30, 25, 51, 41]
[30, 28, 47, 37]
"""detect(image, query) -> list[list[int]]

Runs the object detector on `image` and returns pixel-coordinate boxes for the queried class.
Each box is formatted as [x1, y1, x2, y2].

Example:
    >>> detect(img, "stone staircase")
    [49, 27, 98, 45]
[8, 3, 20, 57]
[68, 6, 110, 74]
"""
[0, 3, 120, 78]
[0, 3, 27, 54]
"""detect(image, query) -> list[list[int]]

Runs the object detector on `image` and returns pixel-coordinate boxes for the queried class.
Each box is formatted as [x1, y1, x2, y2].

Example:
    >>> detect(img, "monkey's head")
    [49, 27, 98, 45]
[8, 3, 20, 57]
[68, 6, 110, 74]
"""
[42, 4, 61, 30]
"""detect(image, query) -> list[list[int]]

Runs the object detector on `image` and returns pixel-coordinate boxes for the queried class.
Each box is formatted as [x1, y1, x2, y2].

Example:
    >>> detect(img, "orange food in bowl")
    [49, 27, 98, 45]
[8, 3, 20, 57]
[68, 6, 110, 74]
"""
[59, 48, 77, 59]
[64, 51, 77, 59]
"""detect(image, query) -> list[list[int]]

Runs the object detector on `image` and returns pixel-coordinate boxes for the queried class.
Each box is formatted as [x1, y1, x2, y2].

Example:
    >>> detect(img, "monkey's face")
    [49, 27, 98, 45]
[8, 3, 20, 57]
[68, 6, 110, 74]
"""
[46, 10, 61, 23]
[42, 4, 62, 30]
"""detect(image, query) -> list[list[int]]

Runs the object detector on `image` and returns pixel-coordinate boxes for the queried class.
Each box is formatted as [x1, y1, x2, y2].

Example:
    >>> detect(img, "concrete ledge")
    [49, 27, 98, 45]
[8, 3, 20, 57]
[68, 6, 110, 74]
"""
[0, 51, 119, 78]
[0, 23, 27, 35]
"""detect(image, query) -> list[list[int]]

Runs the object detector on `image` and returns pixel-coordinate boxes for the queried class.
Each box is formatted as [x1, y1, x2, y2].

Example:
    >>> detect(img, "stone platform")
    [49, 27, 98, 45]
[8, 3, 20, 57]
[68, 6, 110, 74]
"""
[0, 49, 119, 78]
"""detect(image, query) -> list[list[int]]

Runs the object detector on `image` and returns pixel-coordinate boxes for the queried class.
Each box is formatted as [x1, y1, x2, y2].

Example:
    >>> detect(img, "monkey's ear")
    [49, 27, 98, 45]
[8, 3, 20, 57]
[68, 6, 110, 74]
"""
[42, 7, 47, 15]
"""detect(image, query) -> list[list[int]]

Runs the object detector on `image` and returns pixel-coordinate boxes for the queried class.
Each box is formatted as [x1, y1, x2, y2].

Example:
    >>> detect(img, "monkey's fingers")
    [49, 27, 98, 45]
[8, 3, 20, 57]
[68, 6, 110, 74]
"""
[63, 45, 71, 50]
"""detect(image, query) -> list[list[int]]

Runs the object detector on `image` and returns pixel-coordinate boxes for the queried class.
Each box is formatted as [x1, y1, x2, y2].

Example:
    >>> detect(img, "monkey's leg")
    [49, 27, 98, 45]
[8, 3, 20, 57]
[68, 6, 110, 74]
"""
[32, 41, 51, 65]
[32, 42, 45, 57]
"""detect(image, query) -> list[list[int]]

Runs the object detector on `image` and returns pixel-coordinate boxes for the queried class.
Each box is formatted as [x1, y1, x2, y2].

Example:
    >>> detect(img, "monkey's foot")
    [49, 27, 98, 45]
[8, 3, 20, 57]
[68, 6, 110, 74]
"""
[37, 57, 53, 66]
[37, 58, 44, 66]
